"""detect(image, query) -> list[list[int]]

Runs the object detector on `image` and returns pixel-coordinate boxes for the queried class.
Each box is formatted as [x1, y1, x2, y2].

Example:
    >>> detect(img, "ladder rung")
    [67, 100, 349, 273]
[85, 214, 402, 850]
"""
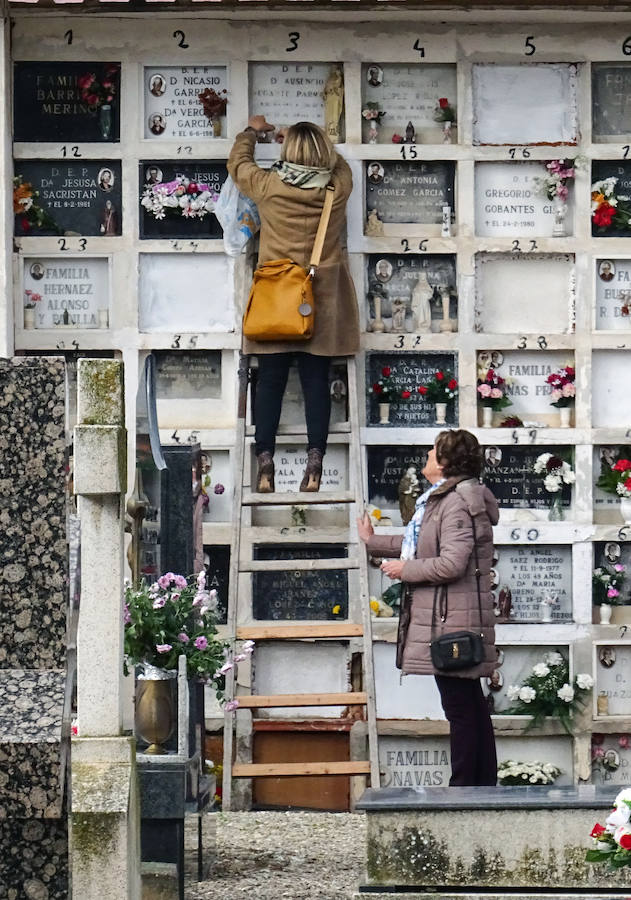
[232, 761, 371, 777]
[242, 491, 355, 506]
[237, 624, 364, 639]
[245, 424, 351, 436]
[235, 692, 367, 708]
[240, 558, 358, 573]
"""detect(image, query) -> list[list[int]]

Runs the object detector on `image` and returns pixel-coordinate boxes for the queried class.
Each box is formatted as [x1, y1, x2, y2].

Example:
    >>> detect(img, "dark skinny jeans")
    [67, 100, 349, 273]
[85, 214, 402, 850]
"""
[254, 352, 332, 456]
[434, 675, 497, 786]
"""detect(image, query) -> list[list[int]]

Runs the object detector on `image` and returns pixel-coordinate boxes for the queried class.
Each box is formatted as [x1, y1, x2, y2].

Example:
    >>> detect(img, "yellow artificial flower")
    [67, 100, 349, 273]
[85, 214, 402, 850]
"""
[372, 508, 382, 520]
[370, 599, 380, 613]
[332, 604, 341, 615]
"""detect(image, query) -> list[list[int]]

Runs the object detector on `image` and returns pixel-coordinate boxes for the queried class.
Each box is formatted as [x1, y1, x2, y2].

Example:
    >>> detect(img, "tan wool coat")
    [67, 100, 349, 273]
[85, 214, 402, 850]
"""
[367, 477, 499, 679]
[227, 131, 360, 357]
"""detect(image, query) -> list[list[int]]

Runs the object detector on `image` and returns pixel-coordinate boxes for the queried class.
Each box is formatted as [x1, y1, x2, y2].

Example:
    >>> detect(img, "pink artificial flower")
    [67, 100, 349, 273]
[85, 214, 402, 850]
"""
[156, 643, 172, 653]
[177, 632, 189, 643]
[233, 653, 247, 663]
[619, 735, 630, 749]
[173, 575, 187, 589]
[478, 384, 492, 398]
[158, 572, 175, 589]
[615, 564, 626, 572]
[197, 570, 207, 590]
[224, 699, 239, 712]
[194, 636, 208, 650]
[562, 383, 576, 397]
[608, 588, 620, 598]
[593, 746, 605, 759]
[170, 592, 180, 602]
[192, 591, 207, 607]
[490, 388, 502, 399]
[124, 603, 131, 624]
[557, 184, 569, 201]
[551, 389, 562, 401]
[218, 661, 234, 675]
[242, 640, 255, 654]
[153, 597, 166, 609]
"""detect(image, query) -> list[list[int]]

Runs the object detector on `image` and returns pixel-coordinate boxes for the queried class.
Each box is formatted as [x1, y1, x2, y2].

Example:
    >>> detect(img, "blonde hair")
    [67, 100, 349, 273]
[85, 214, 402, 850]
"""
[281, 121, 336, 169]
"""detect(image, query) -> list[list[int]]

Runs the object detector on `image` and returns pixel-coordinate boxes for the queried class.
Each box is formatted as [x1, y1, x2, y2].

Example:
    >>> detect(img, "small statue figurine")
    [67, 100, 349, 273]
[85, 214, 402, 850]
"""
[410, 273, 433, 333]
[439, 285, 454, 333]
[365, 207, 384, 237]
[391, 297, 407, 332]
[405, 121, 416, 143]
[497, 585, 512, 621]
[323, 67, 344, 144]
[398, 466, 421, 526]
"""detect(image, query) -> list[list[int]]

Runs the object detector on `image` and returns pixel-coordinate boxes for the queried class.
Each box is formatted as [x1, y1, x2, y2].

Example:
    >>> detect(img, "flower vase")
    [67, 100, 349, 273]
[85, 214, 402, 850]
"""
[435, 402, 447, 425]
[621, 497, 631, 523]
[378, 402, 390, 425]
[540, 602, 553, 623]
[99, 103, 112, 140]
[442, 120, 453, 144]
[368, 120, 379, 144]
[482, 406, 493, 428]
[548, 495, 564, 521]
[23, 308, 35, 329]
[371, 295, 385, 333]
[212, 116, 222, 138]
[599, 603, 613, 625]
[559, 406, 572, 428]
[552, 197, 567, 238]
[135, 664, 177, 755]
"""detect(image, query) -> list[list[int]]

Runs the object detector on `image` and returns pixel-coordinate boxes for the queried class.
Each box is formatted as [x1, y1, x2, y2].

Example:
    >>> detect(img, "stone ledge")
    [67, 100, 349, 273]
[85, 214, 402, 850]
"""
[357, 785, 621, 811]
[353, 894, 631, 899]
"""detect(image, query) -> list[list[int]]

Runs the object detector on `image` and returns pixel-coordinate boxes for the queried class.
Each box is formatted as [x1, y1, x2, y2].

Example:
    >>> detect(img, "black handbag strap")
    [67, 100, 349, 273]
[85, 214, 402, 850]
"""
[430, 510, 484, 640]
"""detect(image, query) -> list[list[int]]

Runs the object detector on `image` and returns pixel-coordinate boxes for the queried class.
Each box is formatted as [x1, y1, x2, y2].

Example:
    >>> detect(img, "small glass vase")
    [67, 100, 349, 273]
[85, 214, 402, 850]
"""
[99, 103, 112, 140]
[548, 494, 564, 521]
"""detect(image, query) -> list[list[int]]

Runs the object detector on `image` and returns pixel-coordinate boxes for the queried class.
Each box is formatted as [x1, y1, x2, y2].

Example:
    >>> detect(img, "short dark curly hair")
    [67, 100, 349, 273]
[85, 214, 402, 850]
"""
[435, 429, 483, 478]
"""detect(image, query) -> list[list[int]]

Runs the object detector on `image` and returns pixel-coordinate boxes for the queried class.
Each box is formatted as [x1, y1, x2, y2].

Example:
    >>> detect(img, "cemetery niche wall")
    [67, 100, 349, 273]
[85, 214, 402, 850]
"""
[10, 11, 631, 809]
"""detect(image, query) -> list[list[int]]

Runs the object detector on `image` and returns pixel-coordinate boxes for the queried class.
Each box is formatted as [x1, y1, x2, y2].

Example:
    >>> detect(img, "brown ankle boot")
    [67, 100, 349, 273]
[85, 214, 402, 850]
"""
[300, 448, 323, 492]
[256, 451, 275, 493]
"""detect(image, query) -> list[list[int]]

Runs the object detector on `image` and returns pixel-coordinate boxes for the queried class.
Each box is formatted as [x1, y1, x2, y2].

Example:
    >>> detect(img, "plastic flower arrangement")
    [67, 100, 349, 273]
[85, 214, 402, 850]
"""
[597, 456, 631, 499]
[534, 159, 576, 203]
[498, 759, 561, 786]
[362, 102, 386, 122]
[124, 572, 249, 701]
[503, 650, 593, 734]
[369, 366, 411, 403]
[433, 97, 456, 123]
[198, 88, 228, 119]
[78, 64, 119, 108]
[591, 176, 631, 233]
[13, 175, 61, 235]
[141, 176, 219, 221]
[593, 563, 626, 606]
[499, 415, 525, 428]
[533, 452, 575, 492]
[546, 365, 575, 409]
[477, 368, 512, 411]
[586, 788, 631, 869]
[418, 370, 458, 403]
[24, 289, 42, 310]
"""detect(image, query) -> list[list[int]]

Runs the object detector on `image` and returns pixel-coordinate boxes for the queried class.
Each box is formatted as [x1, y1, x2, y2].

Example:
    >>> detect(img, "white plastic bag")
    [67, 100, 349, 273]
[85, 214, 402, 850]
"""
[214, 175, 260, 257]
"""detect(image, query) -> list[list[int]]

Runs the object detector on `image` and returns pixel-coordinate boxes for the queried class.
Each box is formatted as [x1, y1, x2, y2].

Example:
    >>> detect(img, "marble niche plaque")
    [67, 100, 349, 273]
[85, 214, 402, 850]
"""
[366, 254, 457, 333]
[484, 644, 570, 714]
[154, 350, 221, 401]
[592, 162, 631, 238]
[592, 735, 631, 786]
[15, 161, 122, 237]
[361, 63, 457, 144]
[594, 542, 631, 604]
[139, 160, 227, 239]
[138, 254, 233, 332]
[592, 65, 631, 141]
[475, 162, 571, 238]
[496, 349, 574, 423]
[472, 63, 577, 145]
[475, 253, 574, 334]
[14, 61, 120, 143]
[202, 544, 229, 625]
[367, 445, 431, 526]
[252, 545, 348, 620]
[269, 446, 346, 494]
[483, 445, 572, 511]
[248, 62, 343, 138]
[366, 351, 458, 427]
[200, 449, 232, 523]
[144, 66, 227, 140]
[592, 351, 631, 427]
[380, 737, 451, 788]
[595, 644, 631, 717]
[365, 161, 455, 229]
[594, 446, 631, 521]
[494, 544, 572, 622]
[595, 258, 631, 330]
[23, 257, 109, 329]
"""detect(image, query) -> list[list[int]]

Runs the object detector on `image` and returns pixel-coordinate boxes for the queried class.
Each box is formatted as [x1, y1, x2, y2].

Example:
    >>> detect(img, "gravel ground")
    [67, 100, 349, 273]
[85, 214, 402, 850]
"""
[186, 811, 366, 900]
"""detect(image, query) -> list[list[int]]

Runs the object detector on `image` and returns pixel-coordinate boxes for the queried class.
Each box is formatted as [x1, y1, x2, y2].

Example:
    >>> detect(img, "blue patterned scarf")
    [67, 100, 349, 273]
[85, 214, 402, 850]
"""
[400, 480, 446, 561]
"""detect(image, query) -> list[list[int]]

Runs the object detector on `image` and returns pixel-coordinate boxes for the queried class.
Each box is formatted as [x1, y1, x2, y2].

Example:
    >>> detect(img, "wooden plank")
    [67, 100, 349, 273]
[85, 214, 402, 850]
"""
[236, 692, 367, 708]
[236, 624, 363, 639]
[232, 761, 371, 777]
[239, 557, 358, 573]
[242, 490, 355, 506]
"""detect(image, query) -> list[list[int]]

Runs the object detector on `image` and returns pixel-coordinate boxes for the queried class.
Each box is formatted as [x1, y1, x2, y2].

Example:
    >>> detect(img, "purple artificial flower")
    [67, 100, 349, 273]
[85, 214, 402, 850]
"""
[177, 632, 189, 643]
[194, 635, 208, 651]
[158, 572, 175, 589]
[171, 592, 180, 602]
[214, 483, 225, 495]
[197, 570, 207, 590]
[218, 661, 234, 675]
[174, 575, 187, 590]
[224, 699, 239, 712]
[156, 643, 172, 653]
[123, 603, 131, 624]
[241, 640, 255, 654]
[192, 590, 207, 607]
[153, 597, 166, 609]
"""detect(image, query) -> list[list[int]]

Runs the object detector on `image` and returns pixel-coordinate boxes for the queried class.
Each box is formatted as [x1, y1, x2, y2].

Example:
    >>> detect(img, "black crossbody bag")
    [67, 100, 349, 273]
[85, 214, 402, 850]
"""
[429, 514, 485, 672]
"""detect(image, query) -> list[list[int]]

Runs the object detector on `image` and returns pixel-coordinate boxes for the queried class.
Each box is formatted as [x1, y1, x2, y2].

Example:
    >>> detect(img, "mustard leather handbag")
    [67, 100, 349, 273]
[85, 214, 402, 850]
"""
[242, 185, 334, 342]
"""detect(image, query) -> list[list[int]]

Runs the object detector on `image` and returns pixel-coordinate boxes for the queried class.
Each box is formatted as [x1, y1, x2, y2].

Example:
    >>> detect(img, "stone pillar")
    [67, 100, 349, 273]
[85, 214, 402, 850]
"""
[72, 359, 141, 900]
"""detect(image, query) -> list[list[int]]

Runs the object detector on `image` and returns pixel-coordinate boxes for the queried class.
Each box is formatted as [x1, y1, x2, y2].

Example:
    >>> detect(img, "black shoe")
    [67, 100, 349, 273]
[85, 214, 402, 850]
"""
[300, 449, 323, 492]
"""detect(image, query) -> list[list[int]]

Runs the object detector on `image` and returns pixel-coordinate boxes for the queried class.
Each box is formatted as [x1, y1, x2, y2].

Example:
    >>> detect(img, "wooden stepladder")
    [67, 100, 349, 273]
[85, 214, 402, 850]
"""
[221, 354, 380, 809]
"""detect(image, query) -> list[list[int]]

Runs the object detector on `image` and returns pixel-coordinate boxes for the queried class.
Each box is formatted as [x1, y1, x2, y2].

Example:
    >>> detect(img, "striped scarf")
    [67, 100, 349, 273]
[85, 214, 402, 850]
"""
[400, 480, 446, 561]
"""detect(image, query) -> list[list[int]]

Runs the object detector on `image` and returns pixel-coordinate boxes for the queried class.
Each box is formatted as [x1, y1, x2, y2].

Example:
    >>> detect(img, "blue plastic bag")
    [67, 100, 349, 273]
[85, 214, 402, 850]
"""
[214, 175, 260, 256]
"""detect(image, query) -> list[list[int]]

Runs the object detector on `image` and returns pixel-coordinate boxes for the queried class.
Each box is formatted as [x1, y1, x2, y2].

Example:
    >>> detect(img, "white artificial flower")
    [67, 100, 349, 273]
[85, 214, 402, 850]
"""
[607, 804, 631, 833]
[544, 474, 562, 493]
[519, 686, 536, 703]
[576, 673, 594, 690]
[534, 453, 552, 474]
[615, 788, 631, 807]
[506, 684, 520, 701]
[557, 683, 575, 703]
[545, 651, 564, 666]
[562, 466, 576, 484]
[533, 663, 550, 678]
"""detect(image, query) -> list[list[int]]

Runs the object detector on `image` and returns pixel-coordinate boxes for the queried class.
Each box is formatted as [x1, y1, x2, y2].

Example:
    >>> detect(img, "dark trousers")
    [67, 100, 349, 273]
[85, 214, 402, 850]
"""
[254, 352, 332, 456]
[435, 675, 497, 786]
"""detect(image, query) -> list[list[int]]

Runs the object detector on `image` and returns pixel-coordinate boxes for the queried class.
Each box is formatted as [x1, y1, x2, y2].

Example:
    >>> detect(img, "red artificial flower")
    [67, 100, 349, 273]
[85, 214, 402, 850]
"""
[546, 455, 563, 472]
[401, 389, 411, 399]
[620, 832, 631, 850]
[439, 98, 449, 108]
[78, 73, 95, 90]
[590, 823, 606, 838]
[613, 460, 631, 472]
[447, 378, 458, 390]
[106, 64, 119, 76]
[391, 134, 404, 144]
[20, 217, 31, 234]
[624, 477, 631, 492]
[593, 203, 616, 228]
[435, 371, 444, 381]
[418, 386, 428, 396]
[372, 383, 382, 394]
[382, 366, 391, 377]
[86, 93, 99, 105]
[187, 183, 199, 194]
[565, 366, 575, 378]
